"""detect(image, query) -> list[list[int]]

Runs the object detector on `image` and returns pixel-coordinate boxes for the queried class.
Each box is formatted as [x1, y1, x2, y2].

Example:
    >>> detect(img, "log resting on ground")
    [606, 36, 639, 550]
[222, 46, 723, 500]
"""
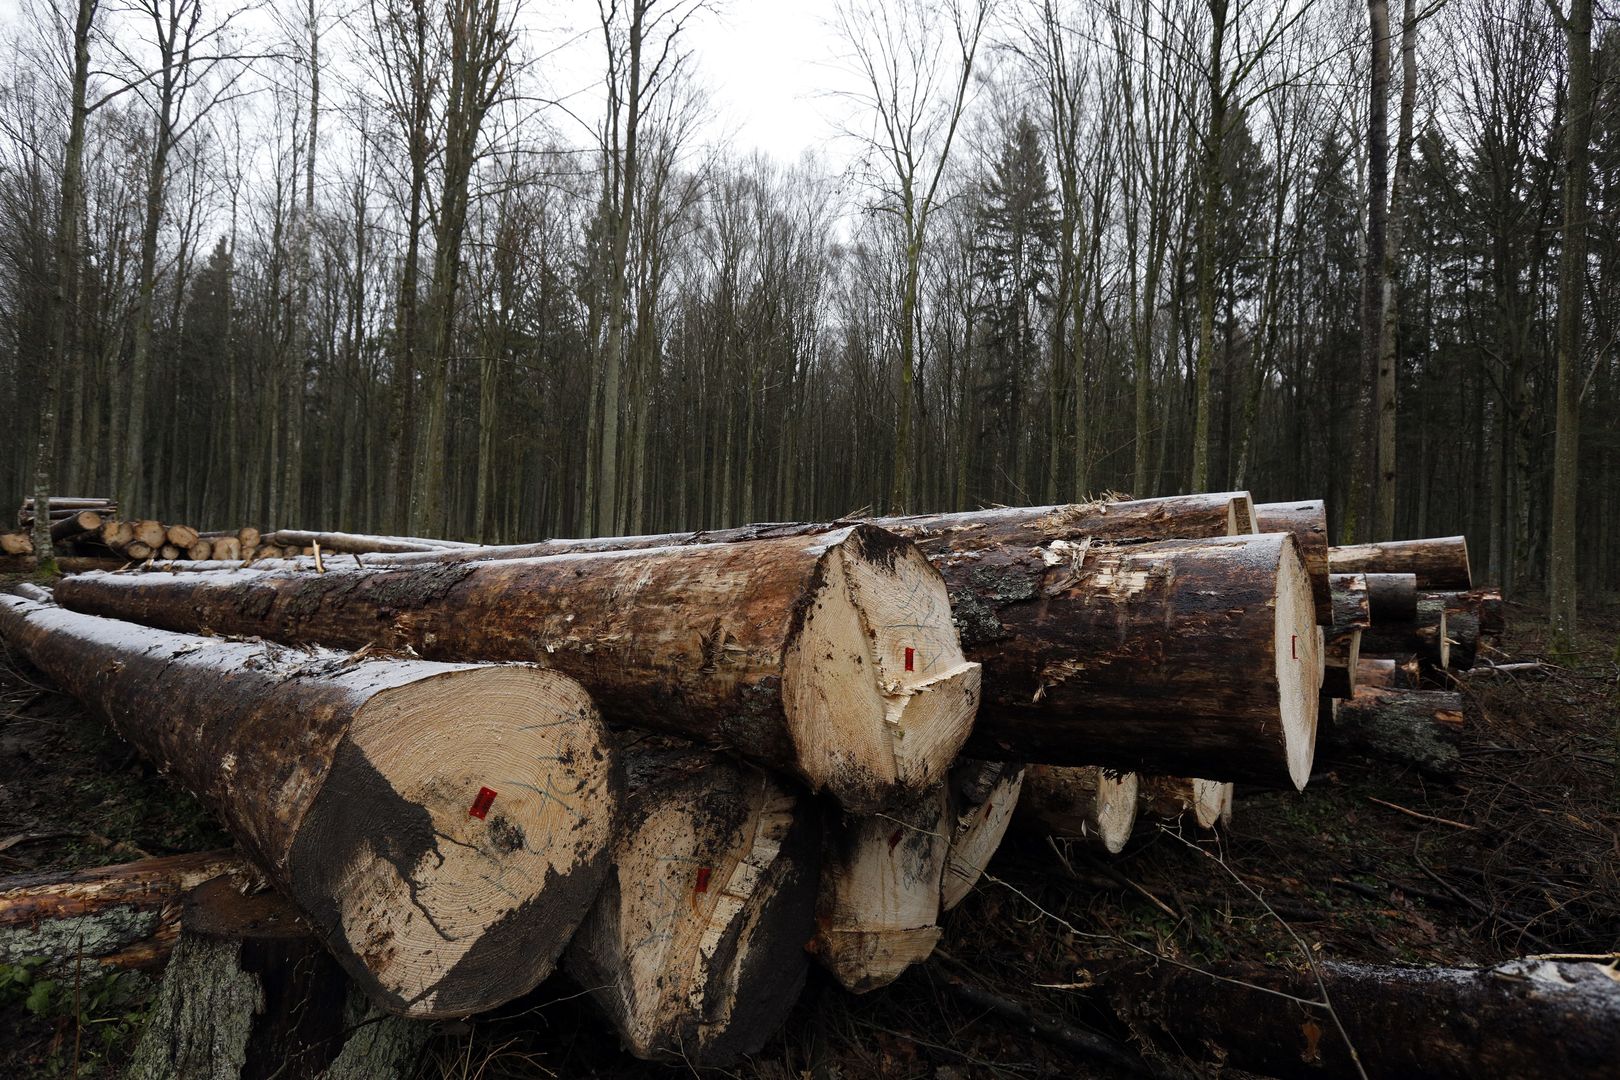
[0, 555, 130, 574]
[1255, 501, 1332, 625]
[0, 595, 620, 1018]
[1323, 574, 1370, 699]
[1423, 589, 1502, 669]
[1110, 956, 1620, 1080]
[1016, 765, 1139, 854]
[941, 761, 1025, 908]
[565, 750, 818, 1066]
[1137, 776, 1230, 831]
[1361, 594, 1449, 668]
[1321, 685, 1464, 775]
[54, 526, 979, 812]
[1363, 573, 1418, 624]
[814, 785, 950, 993]
[0, 850, 252, 971]
[1329, 536, 1471, 589]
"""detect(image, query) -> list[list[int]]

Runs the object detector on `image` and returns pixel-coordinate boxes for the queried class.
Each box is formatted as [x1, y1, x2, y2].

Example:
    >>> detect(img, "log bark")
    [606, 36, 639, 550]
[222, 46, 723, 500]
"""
[1016, 765, 1139, 854]
[1137, 776, 1229, 831]
[941, 761, 1025, 908]
[0, 555, 130, 574]
[1324, 574, 1370, 698]
[1328, 536, 1471, 589]
[0, 850, 252, 971]
[1364, 572, 1417, 624]
[565, 749, 819, 1066]
[1361, 593, 1448, 667]
[1321, 685, 1463, 774]
[0, 595, 620, 1017]
[953, 533, 1318, 790]
[1424, 589, 1502, 668]
[126, 876, 352, 1080]
[1108, 956, 1620, 1079]
[20, 496, 115, 514]
[814, 785, 950, 993]
[1255, 500, 1332, 625]
[49, 509, 102, 543]
[54, 526, 982, 812]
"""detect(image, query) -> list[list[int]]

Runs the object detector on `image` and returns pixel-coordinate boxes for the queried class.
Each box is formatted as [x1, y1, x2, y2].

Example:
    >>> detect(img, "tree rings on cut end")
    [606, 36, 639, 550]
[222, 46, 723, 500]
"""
[783, 525, 981, 812]
[941, 763, 1024, 910]
[1139, 776, 1230, 831]
[286, 666, 619, 1018]
[1272, 537, 1321, 790]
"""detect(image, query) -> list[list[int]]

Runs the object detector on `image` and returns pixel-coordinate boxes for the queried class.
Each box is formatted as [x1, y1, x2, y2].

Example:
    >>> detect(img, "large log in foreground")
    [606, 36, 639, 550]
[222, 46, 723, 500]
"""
[1329, 536, 1471, 589]
[0, 850, 252, 971]
[1110, 956, 1620, 1079]
[0, 596, 620, 1017]
[565, 751, 818, 1066]
[1255, 501, 1332, 625]
[54, 526, 980, 812]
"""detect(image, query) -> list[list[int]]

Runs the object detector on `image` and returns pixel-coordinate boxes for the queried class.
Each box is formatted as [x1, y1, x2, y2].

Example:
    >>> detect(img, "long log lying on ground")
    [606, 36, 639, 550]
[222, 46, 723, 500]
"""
[1137, 776, 1230, 831]
[953, 533, 1319, 789]
[1324, 574, 1370, 699]
[1320, 685, 1464, 775]
[157, 492, 1256, 574]
[565, 750, 818, 1066]
[1255, 501, 1332, 625]
[0, 596, 620, 1017]
[265, 529, 479, 554]
[1016, 765, 1139, 854]
[0, 850, 252, 971]
[0, 555, 130, 574]
[814, 786, 950, 993]
[1108, 956, 1620, 1079]
[1328, 536, 1471, 589]
[941, 761, 1025, 908]
[1364, 572, 1417, 624]
[55, 526, 980, 812]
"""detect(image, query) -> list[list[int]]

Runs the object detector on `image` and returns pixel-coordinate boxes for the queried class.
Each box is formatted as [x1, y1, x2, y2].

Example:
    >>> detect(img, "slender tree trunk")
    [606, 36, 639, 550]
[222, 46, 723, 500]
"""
[1190, 0, 1227, 492]
[1358, 0, 1391, 543]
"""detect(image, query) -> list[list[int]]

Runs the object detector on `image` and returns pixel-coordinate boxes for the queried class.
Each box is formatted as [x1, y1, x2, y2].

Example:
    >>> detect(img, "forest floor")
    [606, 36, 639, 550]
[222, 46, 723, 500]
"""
[0, 591, 1615, 1079]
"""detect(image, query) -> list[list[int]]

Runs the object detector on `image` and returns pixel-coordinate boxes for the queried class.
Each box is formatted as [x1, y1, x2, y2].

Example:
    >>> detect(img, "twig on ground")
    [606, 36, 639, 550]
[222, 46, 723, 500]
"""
[1367, 796, 1477, 830]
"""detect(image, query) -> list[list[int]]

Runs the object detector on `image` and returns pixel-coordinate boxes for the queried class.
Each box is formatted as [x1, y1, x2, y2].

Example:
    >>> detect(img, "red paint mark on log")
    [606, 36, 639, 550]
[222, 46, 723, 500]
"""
[1291, 635, 1298, 660]
[695, 866, 712, 894]
[468, 786, 497, 820]
[888, 829, 903, 851]
[905, 646, 915, 671]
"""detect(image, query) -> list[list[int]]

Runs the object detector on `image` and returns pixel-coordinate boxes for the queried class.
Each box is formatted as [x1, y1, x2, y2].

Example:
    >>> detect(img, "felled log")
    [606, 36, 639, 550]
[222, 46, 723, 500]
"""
[266, 529, 478, 554]
[210, 536, 241, 561]
[1354, 657, 1419, 691]
[1017, 765, 1139, 854]
[161, 492, 1256, 574]
[1255, 500, 1332, 625]
[1107, 955, 1620, 1079]
[165, 523, 200, 548]
[1328, 536, 1471, 589]
[565, 750, 818, 1066]
[101, 519, 134, 551]
[158, 543, 180, 561]
[1364, 572, 1417, 624]
[1324, 574, 1370, 699]
[1137, 776, 1230, 831]
[132, 520, 166, 549]
[187, 540, 213, 560]
[1360, 593, 1449, 667]
[941, 761, 1025, 908]
[0, 555, 130, 574]
[54, 526, 981, 812]
[20, 496, 115, 514]
[953, 533, 1319, 790]
[0, 850, 252, 971]
[49, 509, 102, 543]
[0, 531, 32, 555]
[238, 526, 261, 549]
[1424, 589, 1503, 668]
[1320, 685, 1464, 774]
[0, 595, 620, 1017]
[814, 785, 950, 992]
[124, 541, 155, 561]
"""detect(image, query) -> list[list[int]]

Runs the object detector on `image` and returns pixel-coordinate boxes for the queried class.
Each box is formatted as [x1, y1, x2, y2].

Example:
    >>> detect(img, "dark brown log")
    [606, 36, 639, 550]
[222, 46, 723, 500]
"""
[162, 492, 1254, 574]
[1255, 500, 1332, 625]
[266, 529, 477, 554]
[49, 509, 102, 543]
[126, 876, 352, 1080]
[1361, 593, 1449, 667]
[1016, 765, 1139, 854]
[0, 850, 252, 971]
[941, 760, 1025, 907]
[1107, 956, 1620, 1079]
[1328, 574, 1372, 630]
[814, 785, 950, 993]
[0, 595, 621, 1017]
[1328, 536, 1471, 589]
[952, 533, 1318, 790]
[53, 526, 980, 812]
[1321, 685, 1464, 774]
[1363, 572, 1417, 624]
[1354, 657, 1419, 691]
[565, 750, 819, 1066]
[1323, 574, 1369, 698]
[1468, 587, 1505, 638]
[1423, 589, 1502, 668]
[0, 555, 131, 574]
[1137, 776, 1230, 831]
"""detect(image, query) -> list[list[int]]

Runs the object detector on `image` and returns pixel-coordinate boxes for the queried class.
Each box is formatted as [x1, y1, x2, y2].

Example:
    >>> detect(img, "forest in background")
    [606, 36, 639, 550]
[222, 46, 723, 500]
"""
[0, 0, 1613, 626]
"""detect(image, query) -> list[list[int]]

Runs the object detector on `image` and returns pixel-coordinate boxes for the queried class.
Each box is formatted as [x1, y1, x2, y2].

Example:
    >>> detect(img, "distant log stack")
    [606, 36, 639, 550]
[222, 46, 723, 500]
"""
[814, 786, 951, 993]
[1324, 574, 1370, 698]
[0, 595, 621, 1018]
[1016, 765, 1140, 854]
[1329, 536, 1471, 589]
[53, 526, 982, 812]
[265, 529, 479, 555]
[566, 750, 819, 1066]
[941, 761, 1025, 908]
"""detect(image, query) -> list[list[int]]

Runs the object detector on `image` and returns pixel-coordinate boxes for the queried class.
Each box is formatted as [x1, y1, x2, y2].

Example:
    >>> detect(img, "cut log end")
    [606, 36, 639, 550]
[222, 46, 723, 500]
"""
[784, 525, 980, 810]
[1273, 539, 1320, 791]
[1019, 765, 1140, 855]
[286, 666, 619, 1018]
[1139, 777, 1229, 831]
[942, 764, 1024, 910]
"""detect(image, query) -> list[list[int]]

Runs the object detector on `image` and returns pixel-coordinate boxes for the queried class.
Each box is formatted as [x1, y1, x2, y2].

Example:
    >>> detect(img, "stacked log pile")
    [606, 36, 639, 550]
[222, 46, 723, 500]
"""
[0, 492, 1559, 1074]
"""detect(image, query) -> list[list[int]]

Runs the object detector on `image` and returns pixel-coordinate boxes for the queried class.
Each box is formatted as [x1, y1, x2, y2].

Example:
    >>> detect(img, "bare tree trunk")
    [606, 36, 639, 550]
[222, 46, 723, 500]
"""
[1190, 0, 1228, 492]
[1357, 0, 1391, 543]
